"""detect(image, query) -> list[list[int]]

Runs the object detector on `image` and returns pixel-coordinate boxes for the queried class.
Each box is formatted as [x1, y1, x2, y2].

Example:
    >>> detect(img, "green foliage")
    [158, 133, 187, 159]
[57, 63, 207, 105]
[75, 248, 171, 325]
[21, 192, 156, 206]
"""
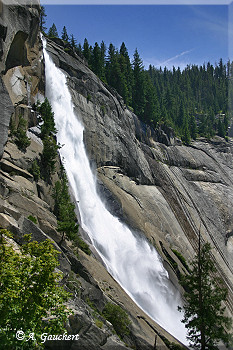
[48, 23, 58, 38]
[171, 249, 190, 272]
[181, 114, 191, 144]
[39, 6, 47, 32]
[0, 230, 71, 349]
[41, 135, 59, 179]
[95, 319, 103, 329]
[29, 159, 40, 181]
[45, 26, 230, 142]
[9, 116, 16, 136]
[27, 215, 37, 224]
[102, 303, 130, 339]
[87, 94, 91, 103]
[12, 116, 31, 152]
[66, 271, 80, 296]
[61, 26, 69, 42]
[53, 169, 79, 242]
[70, 34, 77, 49]
[74, 236, 91, 255]
[85, 297, 99, 314]
[178, 241, 232, 349]
[159, 334, 185, 350]
[34, 98, 59, 180]
[38, 98, 57, 139]
[132, 48, 145, 118]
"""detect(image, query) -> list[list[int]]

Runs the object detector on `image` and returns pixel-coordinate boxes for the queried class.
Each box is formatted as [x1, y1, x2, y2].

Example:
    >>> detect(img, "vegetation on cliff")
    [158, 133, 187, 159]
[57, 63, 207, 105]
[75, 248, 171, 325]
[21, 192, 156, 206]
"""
[178, 238, 232, 349]
[102, 302, 131, 339]
[10, 115, 31, 152]
[0, 229, 71, 349]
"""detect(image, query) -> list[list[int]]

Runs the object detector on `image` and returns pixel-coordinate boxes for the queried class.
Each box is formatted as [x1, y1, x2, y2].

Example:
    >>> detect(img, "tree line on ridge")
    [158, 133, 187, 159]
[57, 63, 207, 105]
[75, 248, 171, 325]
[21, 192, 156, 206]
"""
[45, 20, 233, 144]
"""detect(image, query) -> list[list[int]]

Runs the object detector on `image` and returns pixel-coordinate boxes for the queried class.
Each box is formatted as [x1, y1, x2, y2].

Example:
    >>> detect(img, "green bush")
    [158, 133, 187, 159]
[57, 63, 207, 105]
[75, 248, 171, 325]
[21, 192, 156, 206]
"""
[87, 94, 91, 103]
[172, 249, 190, 272]
[95, 319, 103, 329]
[29, 159, 40, 181]
[27, 215, 37, 224]
[75, 236, 91, 255]
[14, 116, 31, 152]
[102, 303, 130, 339]
[0, 230, 71, 349]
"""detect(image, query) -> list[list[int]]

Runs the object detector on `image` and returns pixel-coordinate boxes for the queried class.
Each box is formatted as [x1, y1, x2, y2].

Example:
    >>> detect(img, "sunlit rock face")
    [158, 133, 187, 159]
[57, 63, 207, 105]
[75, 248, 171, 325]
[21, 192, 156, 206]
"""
[0, 1, 43, 159]
[46, 38, 233, 319]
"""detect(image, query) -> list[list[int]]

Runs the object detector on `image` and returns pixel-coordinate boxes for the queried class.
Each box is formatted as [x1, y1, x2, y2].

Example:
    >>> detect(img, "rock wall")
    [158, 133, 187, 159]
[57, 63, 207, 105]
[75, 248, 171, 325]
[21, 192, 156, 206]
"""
[0, 0, 43, 158]
[46, 39, 233, 316]
[0, 3, 179, 349]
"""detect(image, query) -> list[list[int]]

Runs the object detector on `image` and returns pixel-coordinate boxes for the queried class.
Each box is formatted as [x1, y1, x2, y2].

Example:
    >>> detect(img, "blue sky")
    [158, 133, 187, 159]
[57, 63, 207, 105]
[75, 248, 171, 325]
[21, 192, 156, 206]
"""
[43, 3, 229, 70]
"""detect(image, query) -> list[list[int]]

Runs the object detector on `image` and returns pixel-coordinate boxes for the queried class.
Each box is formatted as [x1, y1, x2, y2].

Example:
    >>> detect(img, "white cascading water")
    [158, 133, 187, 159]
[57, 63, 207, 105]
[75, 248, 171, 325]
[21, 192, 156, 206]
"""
[42, 39, 187, 344]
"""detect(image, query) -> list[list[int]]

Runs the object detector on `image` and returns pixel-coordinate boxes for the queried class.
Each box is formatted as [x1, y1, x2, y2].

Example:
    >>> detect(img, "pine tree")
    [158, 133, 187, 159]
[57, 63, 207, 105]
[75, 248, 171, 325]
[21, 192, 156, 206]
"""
[177, 100, 186, 128]
[143, 74, 157, 124]
[61, 26, 69, 42]
[178, 235, 232, 349]
[190, 115, 197, 140]
[48, 23, 58, 38]
[90, 43, 99, 74]
[217, 118, 225, 138]
[83, 38, 91, 63]
[182, 114, 191, 144]
[39, 6, 47, 32]
[132, 48, 145, 118]
[70, 34, 77, 49]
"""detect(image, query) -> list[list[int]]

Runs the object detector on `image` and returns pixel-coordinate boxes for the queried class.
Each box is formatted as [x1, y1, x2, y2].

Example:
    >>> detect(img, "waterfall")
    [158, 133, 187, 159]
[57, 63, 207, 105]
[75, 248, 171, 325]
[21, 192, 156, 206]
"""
[42, 39, 187, 345]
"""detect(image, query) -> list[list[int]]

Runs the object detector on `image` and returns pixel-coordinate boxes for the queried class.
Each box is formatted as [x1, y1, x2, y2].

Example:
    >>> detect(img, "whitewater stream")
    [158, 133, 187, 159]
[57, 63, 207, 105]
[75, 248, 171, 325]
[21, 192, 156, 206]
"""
[42, 39, 187, 345]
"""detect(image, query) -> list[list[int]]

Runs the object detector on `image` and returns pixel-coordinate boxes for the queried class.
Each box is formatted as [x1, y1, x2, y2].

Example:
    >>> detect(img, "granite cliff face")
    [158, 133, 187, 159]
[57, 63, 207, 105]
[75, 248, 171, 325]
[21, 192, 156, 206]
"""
[46, 39, 233, 314]
[0, 2, 232, 349]
[0, 3, 180, 349]
[0, 0, 43, 158]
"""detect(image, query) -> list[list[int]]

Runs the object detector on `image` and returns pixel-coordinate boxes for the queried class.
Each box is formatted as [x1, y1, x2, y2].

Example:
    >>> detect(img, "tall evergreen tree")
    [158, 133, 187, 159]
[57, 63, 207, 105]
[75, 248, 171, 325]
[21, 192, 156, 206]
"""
[178, 236, 232, 349]
[190, 115, 197, 140]
[48, 23, 58, 38]
[82, 38, 91, 64]
[217, 118, 225, 138]
[39, 6, 47, 32]
[70, 34, 77, 49]
[91, 42, 102, 77]
[119, 42, 133, 105]
[61, 26, 69, 42]
[182, 114, 191, 144]
[132, 48, 145, 117]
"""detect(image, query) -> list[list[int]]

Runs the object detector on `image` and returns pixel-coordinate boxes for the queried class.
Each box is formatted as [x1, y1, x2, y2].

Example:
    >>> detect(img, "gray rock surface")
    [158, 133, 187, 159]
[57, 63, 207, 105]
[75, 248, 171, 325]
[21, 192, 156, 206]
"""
[0, 77, 13, 159]
[46, 39, 233, 315]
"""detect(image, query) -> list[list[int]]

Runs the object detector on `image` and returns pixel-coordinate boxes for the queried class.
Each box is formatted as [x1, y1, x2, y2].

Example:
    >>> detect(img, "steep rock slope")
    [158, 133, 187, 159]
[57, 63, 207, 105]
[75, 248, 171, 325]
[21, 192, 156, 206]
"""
[46, 39, 233, 317]
[0, 0, 43, 157]
[0, 3, 181, 350]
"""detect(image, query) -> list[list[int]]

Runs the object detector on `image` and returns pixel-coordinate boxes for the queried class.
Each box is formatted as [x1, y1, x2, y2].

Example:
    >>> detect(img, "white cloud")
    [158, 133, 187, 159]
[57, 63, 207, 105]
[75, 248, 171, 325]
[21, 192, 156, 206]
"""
[144, 49, 195, 71]
[160, 49, 195, 66]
